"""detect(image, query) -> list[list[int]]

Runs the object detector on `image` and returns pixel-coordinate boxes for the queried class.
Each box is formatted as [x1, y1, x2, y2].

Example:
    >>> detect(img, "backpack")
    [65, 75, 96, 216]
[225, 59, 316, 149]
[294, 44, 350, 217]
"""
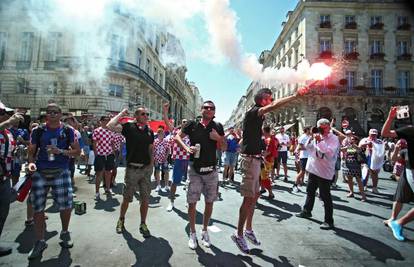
[32, 124, 72, 152]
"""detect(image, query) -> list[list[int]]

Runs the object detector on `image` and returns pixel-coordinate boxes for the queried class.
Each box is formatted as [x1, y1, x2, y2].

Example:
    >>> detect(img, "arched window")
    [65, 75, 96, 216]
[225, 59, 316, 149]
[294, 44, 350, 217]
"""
[317, 107, 332, 120]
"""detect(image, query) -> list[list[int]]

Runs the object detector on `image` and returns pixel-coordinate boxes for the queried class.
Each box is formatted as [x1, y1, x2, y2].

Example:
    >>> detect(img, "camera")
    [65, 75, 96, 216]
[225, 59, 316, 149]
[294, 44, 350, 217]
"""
[311, 126, 322, 134]
[396, 105, 410, 120]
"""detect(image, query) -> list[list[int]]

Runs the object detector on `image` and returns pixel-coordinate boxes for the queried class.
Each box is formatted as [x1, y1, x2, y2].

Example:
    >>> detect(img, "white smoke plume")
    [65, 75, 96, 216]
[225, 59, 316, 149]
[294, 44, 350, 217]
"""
[204, 0, 331, 86]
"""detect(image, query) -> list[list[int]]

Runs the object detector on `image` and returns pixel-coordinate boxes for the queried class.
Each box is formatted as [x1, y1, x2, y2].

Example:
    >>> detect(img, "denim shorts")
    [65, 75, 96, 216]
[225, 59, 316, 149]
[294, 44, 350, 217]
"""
[154, 162, 169, 171]
[224, 152, 237, 167]
[172, 159, 188, 185]
[30, 169, 73, 213]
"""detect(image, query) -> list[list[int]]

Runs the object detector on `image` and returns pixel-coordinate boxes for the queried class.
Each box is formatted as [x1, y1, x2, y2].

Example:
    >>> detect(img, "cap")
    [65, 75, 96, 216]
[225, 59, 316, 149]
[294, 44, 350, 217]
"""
[369, 129, 378, 135]
[317, 118, 330, 127]
[0, 101, 14, 112]
[345, 129, 352, 135]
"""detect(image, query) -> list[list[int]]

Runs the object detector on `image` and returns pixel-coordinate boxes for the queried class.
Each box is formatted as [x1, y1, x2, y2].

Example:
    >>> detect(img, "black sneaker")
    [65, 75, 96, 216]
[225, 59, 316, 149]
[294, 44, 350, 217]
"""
[320, 222, 334, 230]
[28, 240, 48, 260]
[259, 189, 266, 195]
[283, 176, 288, 182]
[59, 231, 74, 248]
[0, 245, 12, 257]
[139, 223, 151, 238]
[296, 210, 312, 218]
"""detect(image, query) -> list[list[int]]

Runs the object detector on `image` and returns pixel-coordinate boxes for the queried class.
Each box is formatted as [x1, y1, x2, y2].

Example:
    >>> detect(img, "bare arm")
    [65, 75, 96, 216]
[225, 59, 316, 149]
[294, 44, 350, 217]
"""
[331, 127, 346, 143]
[162, 103, 174, 132]
[107, 108, 129, 131]
[258, 94, 297, 117]
[390, 145, 401, 163]
[381, 106, 398, 138]
[0, 113, 24, 131]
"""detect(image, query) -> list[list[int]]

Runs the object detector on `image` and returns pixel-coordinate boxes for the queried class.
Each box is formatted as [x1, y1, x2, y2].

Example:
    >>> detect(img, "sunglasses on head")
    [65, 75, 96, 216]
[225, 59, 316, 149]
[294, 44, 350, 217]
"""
[46, 110, 60, 115]
[202, 106, 215, 111]
[140, 112, 150, 116]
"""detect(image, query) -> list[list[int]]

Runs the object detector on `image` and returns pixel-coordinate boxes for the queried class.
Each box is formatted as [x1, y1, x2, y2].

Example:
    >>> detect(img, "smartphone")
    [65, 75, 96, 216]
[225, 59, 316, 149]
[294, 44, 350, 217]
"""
[396, 105, 410, 120]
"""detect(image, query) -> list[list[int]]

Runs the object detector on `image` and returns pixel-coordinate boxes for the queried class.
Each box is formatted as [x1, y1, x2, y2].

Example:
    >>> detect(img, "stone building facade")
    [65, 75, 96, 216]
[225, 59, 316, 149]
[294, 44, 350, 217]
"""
[0, 0, 200, 122]
[228, 0, 413, 136]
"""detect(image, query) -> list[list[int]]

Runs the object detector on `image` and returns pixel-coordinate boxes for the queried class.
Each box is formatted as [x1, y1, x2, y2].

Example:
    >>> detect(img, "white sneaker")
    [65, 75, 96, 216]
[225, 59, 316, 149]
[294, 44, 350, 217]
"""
[161, 187, 167, 193]
[94, 193, 100, 200]
[292, 186, 299, 193]
[201, 230, 211, 247]
[165, 185, 170, 191]
[155, 185, 161, 192]
[166, 201, 174, 212]
[188, 232, 197, 250]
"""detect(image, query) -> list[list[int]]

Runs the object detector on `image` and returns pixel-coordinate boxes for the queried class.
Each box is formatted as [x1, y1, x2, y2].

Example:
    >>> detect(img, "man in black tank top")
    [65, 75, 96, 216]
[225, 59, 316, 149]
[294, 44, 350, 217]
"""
[232, 88, 305, 253]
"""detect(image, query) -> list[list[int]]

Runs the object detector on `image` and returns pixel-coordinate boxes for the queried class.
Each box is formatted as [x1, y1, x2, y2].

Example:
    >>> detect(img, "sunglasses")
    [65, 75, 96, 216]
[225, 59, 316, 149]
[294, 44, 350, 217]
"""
[46, 110, 60, 115]
[140, 112, 150, 116]
[202, 106, 215, 111]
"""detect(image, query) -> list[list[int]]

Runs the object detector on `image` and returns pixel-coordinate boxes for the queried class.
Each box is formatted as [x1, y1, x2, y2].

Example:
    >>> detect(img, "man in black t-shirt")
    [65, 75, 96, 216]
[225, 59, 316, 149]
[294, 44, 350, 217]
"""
[381, 106, 414, 241]
[232, 88, 305, 254]
[175, 100, 225, 250]
[107, 107, 154, 238]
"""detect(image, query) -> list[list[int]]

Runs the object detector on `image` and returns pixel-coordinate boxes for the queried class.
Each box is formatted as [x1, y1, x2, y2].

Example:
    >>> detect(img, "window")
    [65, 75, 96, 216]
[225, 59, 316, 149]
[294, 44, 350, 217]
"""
[136, 48, 142, 67]
[159, 73, 163, 85]
[398, 71, 410, 90]
[110, 34, 119, 61]
[46, 81, 58, 94]
[320, 40, 331, 52]
[0, 32, 6, 67]
[344, 40, 356, 53]
[370, 16, 382, 26]
[345, 16, 355, 24]
[108, 84, 123, 97]
[345, 71, 355, 90]
[320, 15, 330, 23]
[74, 83, 86, 95]
[397, 41, 409, 55]
[146, 58, 151, 73]
[18, 32, 34, 61]
[154, 66, 157, 79]
[17, 78, 29, 93]
[370, 40, 382, 54]
[371, 70, 383, 90]
[44, 32, 59, 61]
[398, 16, 408, 26]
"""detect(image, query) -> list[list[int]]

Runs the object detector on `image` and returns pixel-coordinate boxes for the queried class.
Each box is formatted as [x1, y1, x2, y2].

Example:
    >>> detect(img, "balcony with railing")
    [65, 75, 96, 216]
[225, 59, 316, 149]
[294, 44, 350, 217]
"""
[319, 21, 331, 28]
[397, 23, 411, 31]
[370, 23, 384, 30]
[319, 50, 333, 59]
[109, 60, 170, 100]
[397, 53, 412, 61]
[370, 53, 385, 60]
[306, 85, 412, 97]
[344, 22, 357, 29]
[344, 51, 359, 60]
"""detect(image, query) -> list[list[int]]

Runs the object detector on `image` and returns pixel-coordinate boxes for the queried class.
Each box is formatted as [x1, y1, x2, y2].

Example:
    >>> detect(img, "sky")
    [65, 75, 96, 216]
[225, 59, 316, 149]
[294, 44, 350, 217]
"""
[183, 0, 299, 122]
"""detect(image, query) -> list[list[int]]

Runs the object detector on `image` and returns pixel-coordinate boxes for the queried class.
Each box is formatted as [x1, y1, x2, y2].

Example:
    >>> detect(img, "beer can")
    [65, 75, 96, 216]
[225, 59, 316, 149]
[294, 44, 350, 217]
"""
[194, 143, 201, 158]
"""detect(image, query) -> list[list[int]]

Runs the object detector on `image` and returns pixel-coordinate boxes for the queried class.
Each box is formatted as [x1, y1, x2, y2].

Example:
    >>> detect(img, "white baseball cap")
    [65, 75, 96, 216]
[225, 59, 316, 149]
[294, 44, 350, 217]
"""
[345, 129, 352, 135]
[0, 101, 13, 112]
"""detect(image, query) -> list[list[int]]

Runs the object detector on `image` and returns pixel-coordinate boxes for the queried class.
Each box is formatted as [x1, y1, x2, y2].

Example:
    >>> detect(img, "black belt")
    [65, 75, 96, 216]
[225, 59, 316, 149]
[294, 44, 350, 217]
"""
[128, 163, 147, 169]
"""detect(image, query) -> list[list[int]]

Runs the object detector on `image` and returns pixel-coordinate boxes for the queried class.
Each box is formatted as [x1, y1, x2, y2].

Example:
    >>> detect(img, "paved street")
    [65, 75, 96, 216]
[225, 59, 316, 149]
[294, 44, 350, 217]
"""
[1, 159, 414, 267]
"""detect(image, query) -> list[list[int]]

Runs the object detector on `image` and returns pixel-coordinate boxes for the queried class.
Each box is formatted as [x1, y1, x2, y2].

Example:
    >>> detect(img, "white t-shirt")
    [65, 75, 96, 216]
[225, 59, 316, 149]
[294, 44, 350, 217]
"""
[298, 134, 310, 159]
[276, 133, 290, 152]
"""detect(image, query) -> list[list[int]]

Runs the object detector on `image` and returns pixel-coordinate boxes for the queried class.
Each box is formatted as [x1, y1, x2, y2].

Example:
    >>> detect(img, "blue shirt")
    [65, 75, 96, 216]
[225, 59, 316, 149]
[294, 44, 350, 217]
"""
[31, 124, 75, 170]
[9, 128, 29, 145]
[226, 135, 239, 153]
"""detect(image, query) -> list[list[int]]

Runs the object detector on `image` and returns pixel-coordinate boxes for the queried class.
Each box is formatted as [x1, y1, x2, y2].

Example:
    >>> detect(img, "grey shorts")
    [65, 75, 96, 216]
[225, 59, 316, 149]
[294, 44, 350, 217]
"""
[123, 165, 152, 202]
[240, 156, 261, 198]
[187, 163, 218, 204]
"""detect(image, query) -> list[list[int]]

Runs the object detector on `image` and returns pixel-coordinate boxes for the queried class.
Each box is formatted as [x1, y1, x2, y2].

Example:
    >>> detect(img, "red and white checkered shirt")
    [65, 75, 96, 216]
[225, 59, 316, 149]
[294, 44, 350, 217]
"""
[170, 128, 190, 160]
[92, 127, 115, 156]
[154, 136, 171, 164]
[113, 133, 125, 151]
[0, 129, 16, 174]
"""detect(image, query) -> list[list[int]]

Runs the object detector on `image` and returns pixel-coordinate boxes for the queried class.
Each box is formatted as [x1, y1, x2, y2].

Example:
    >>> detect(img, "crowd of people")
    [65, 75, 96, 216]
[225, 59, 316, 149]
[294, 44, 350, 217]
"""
[0, 89, 412, 259]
